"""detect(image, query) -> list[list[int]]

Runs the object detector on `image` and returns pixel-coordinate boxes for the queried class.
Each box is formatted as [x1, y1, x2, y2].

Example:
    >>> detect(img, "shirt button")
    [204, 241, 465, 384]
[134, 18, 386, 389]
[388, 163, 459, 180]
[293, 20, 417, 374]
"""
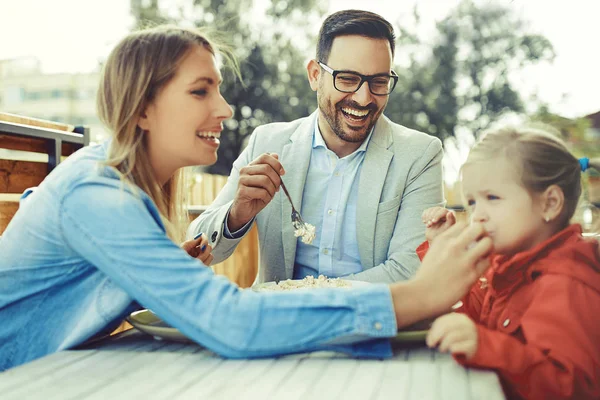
[374, 322, 382, 330]
[323, 249, 329, 255]
[503, 319, 510, 327]
[327, 209, 333, 215]
[334, 172, 340, 177]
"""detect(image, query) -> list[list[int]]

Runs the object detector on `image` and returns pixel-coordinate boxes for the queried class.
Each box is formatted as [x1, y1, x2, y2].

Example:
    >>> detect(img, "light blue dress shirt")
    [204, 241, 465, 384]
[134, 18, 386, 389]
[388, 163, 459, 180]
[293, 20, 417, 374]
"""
[294, 117, 373, 279]
[0, 141, 397, 371]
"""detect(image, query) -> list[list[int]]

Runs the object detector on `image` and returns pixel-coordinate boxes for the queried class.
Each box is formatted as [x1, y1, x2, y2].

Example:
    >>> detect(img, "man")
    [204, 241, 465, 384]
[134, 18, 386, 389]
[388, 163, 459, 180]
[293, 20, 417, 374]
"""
[189, 9, 444, 283]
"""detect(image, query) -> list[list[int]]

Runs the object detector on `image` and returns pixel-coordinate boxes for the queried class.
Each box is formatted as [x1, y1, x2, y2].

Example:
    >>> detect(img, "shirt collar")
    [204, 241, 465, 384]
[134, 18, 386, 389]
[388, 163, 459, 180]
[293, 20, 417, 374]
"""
[312, 112, 374, 156]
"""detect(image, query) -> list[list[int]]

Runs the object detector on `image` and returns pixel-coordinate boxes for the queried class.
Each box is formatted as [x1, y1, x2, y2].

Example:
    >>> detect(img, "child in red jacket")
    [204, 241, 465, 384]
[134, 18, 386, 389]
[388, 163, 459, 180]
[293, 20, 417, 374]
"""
[419, 126, 600, 400]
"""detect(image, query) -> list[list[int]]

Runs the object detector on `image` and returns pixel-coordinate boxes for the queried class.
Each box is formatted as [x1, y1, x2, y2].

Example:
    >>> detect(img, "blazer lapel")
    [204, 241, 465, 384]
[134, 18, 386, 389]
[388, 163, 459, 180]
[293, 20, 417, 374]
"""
[280, 112, 316, 279]
[357, 117, 394, 268]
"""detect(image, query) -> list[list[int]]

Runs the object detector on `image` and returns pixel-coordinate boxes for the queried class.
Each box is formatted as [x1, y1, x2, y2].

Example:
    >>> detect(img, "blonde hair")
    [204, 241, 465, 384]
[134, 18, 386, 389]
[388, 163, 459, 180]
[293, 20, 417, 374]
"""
[97, 25, 234, 242]
[463, 125, 581, 226]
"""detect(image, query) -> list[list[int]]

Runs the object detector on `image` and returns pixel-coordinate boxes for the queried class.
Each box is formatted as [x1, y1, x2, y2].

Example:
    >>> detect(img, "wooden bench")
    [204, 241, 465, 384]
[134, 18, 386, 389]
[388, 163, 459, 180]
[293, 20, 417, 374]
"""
[0, 112, 90, 234]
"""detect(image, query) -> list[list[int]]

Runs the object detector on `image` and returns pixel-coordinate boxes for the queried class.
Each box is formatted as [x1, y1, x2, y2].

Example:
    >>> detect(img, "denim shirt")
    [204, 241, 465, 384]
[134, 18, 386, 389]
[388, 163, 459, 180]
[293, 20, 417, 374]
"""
[0, 142, 397, 371]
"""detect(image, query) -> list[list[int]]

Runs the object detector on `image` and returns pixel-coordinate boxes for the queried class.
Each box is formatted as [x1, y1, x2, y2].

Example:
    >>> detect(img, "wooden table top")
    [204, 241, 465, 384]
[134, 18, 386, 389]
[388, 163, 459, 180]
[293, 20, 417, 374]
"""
[0, 329, 505, 400]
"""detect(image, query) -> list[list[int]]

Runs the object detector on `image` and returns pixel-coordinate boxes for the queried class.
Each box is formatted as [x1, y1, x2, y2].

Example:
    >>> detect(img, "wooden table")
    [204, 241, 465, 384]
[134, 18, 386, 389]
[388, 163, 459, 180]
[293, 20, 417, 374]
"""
[0, 329, 505, 399]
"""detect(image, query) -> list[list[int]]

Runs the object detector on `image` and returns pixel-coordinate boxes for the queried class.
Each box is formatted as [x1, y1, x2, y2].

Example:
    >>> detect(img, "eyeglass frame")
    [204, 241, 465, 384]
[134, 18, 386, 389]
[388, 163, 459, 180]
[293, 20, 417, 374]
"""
[317, 61, 399, 96]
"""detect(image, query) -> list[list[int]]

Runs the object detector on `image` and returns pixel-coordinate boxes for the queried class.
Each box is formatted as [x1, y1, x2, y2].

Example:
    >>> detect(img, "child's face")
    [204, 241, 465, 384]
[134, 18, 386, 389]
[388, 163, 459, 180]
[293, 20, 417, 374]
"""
[141, 44, 233, 176]
[461, 157, 547, 256]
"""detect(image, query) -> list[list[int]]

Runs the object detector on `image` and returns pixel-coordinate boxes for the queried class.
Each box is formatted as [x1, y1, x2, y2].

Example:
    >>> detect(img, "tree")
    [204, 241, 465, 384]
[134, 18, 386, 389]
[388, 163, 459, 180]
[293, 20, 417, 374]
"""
[130, 0, 326, 175]
[385, 0, 555, 142]
[533, 106, 597, 156]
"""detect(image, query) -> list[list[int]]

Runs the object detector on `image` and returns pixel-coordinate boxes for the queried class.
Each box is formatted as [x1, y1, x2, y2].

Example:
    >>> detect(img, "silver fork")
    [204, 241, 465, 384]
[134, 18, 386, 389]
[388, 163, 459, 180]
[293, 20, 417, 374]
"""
[279, 179, 306, 230]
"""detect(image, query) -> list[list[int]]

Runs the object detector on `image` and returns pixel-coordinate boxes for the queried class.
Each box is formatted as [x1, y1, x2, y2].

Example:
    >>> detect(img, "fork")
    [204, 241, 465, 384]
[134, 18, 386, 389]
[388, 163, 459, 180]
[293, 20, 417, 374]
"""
[279, 179, 306, 230]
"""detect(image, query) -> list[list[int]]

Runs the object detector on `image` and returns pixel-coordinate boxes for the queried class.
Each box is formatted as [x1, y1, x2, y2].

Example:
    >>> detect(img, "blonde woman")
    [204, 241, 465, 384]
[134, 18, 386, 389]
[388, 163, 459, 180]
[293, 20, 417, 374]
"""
[0, 25, 492, 371]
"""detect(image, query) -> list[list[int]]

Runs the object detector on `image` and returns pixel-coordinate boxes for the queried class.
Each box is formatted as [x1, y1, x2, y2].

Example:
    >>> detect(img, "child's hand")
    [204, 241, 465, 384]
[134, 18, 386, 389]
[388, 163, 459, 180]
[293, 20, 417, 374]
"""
[426, 313, 478, 359]
[181, 232, 214, 266]
[422, 207, 456, 243]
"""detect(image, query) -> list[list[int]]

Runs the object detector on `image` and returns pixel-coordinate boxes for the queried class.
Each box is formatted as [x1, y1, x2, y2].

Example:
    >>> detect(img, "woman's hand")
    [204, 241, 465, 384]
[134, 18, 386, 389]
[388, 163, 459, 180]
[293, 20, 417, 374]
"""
[426, 313, 478, 359]
[422, 206, 456, 243]
[391, 222, 492, 327]
[181, 232, 214, 266]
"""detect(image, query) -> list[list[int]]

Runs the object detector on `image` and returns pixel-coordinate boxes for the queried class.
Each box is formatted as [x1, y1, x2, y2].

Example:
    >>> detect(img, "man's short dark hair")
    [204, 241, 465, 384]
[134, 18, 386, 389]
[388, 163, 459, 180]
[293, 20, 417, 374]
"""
[316, 9, 396, 63]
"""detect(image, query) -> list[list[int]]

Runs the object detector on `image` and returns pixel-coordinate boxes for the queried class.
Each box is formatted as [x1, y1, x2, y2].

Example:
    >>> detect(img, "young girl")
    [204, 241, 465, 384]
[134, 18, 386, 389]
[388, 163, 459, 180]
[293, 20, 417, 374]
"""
[420, 127, 600, 399]
[0, 25, 492, 371]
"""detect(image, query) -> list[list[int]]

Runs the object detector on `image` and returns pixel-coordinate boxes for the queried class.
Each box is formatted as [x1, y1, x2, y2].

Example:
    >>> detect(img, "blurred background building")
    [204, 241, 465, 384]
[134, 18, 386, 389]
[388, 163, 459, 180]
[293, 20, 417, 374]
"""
[0, 57, 106, 142]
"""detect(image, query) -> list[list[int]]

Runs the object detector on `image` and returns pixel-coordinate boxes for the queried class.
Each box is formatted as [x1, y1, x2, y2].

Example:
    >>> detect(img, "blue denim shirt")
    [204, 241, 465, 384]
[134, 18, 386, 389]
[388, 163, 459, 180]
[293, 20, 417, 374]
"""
[0, 142, 397, 371]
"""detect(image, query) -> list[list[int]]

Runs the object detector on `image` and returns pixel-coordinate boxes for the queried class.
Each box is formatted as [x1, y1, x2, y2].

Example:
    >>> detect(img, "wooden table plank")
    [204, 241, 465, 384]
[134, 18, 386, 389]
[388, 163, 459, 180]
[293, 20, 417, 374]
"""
[339, 361, 387, 398]
[302, 359, 359, 399]
[408, 362, 441, 399]
[4, 342, 160, 399]
[372, 361, 412, 399]
[138, 355, 224, 399]
[84, 350, 208, 399]
[267, 358, 332, 400]
[172, 359, 248, 397]
[235, 358, 301, 399]
[0, 351, 96, 393]
[0, 332, 506, 400]
[439, 361, 471, 400]
[469, 369, 506, 400]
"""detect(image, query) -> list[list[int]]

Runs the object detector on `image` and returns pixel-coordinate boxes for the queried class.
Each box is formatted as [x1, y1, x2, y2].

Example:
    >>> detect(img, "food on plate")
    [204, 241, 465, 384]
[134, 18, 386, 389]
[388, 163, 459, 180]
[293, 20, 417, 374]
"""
[254, 275, 351, 291]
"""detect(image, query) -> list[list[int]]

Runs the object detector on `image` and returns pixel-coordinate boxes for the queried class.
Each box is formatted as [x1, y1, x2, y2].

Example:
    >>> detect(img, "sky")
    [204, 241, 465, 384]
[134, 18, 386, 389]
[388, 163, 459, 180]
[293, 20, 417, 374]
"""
[1, 0, 599, 118]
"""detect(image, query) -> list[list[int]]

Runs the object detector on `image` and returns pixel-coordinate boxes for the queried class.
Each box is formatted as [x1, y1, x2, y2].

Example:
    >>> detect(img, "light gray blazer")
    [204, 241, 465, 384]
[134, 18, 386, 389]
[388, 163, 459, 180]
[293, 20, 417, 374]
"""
[188, 111, 444, 283]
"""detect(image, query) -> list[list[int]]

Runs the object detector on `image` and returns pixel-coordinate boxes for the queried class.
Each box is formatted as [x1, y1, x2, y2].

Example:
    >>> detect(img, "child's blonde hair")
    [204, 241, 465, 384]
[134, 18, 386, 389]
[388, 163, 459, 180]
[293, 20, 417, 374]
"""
[463, 126, 581, 226]
[96, 25, 236, 242]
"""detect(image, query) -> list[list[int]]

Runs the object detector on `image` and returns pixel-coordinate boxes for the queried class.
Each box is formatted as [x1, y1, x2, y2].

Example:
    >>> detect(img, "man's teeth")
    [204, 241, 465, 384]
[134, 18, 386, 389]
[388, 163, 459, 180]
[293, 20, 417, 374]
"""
[341, 107, 369, 117]
[196, 132, 219, 139]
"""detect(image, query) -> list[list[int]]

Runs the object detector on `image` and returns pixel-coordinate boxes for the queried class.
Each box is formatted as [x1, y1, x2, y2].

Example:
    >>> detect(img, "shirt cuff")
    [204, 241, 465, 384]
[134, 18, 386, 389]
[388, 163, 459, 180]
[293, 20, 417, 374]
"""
[324, 284, 397, 341]
[322, 284, 397, 358]
[223, 208, 254, 239]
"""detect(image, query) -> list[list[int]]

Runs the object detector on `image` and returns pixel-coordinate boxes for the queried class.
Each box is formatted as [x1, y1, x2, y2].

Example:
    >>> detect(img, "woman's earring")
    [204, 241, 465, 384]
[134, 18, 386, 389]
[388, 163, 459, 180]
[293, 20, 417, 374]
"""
[544, 216, 550, 222]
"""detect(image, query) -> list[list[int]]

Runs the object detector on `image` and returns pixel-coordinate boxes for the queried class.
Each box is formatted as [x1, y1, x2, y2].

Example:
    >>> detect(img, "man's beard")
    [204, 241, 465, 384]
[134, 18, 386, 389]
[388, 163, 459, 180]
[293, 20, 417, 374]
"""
[318, 96, 382, 143]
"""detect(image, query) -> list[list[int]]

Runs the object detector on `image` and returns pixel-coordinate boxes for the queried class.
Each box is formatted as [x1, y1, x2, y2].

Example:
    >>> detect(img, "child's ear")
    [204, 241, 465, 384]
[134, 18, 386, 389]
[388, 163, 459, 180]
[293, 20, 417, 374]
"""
[541, 184, 564, 221]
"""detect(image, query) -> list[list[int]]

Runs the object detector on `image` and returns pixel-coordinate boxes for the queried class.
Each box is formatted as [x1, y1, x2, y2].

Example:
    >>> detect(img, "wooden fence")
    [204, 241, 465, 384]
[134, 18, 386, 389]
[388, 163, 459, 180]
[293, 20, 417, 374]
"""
[188, 173, 259, 288]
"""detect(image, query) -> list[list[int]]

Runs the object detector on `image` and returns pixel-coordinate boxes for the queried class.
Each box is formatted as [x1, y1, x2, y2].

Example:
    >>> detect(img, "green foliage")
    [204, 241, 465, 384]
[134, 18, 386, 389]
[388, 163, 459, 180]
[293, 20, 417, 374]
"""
[130, 0, 558, 175]
[385, 0, 555, 142]
[533, 106, 600, 159]
[130, 0, 325, 175]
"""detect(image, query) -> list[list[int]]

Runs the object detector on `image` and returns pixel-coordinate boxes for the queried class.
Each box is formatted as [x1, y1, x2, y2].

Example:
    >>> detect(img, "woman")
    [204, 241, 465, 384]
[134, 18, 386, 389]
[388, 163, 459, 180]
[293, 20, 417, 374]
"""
[0, 25, 491, 371]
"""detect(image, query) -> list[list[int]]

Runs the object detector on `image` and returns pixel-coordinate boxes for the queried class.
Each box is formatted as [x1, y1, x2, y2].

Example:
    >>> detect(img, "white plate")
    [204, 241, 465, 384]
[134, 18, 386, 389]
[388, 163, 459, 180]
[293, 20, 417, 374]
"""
[252, 279, 370, 292]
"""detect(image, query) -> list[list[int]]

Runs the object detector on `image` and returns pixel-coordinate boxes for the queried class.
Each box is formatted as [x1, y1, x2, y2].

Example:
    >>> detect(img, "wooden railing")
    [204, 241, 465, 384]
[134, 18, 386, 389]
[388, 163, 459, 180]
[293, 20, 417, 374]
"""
[0, 112, 90, 234]
[188, 173, 259, 288]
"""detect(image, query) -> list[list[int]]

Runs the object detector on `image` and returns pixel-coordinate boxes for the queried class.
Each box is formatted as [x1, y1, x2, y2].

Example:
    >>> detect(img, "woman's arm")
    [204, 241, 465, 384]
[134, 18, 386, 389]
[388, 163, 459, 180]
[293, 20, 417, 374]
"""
[60, 177, 397, 359]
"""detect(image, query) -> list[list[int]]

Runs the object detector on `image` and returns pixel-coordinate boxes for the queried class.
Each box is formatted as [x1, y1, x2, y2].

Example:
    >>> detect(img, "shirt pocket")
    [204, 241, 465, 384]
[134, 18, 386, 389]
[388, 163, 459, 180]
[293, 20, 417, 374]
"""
[377, 195, 401, 215]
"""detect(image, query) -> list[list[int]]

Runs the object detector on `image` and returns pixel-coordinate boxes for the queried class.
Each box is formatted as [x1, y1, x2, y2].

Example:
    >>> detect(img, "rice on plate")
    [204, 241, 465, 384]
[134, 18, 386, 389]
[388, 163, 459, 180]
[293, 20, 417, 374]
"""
[252, 275, 367, 292]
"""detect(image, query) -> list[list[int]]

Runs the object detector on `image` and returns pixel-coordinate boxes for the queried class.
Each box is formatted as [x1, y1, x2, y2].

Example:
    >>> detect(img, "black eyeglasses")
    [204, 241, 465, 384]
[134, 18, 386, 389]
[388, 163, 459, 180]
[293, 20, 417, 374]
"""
[318, 62, 398, 96]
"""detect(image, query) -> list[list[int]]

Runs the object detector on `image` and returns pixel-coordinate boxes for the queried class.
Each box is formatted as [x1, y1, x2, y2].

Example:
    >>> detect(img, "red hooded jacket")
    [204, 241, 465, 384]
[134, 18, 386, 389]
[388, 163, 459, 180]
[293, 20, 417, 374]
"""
[416, 224, 600, 400]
